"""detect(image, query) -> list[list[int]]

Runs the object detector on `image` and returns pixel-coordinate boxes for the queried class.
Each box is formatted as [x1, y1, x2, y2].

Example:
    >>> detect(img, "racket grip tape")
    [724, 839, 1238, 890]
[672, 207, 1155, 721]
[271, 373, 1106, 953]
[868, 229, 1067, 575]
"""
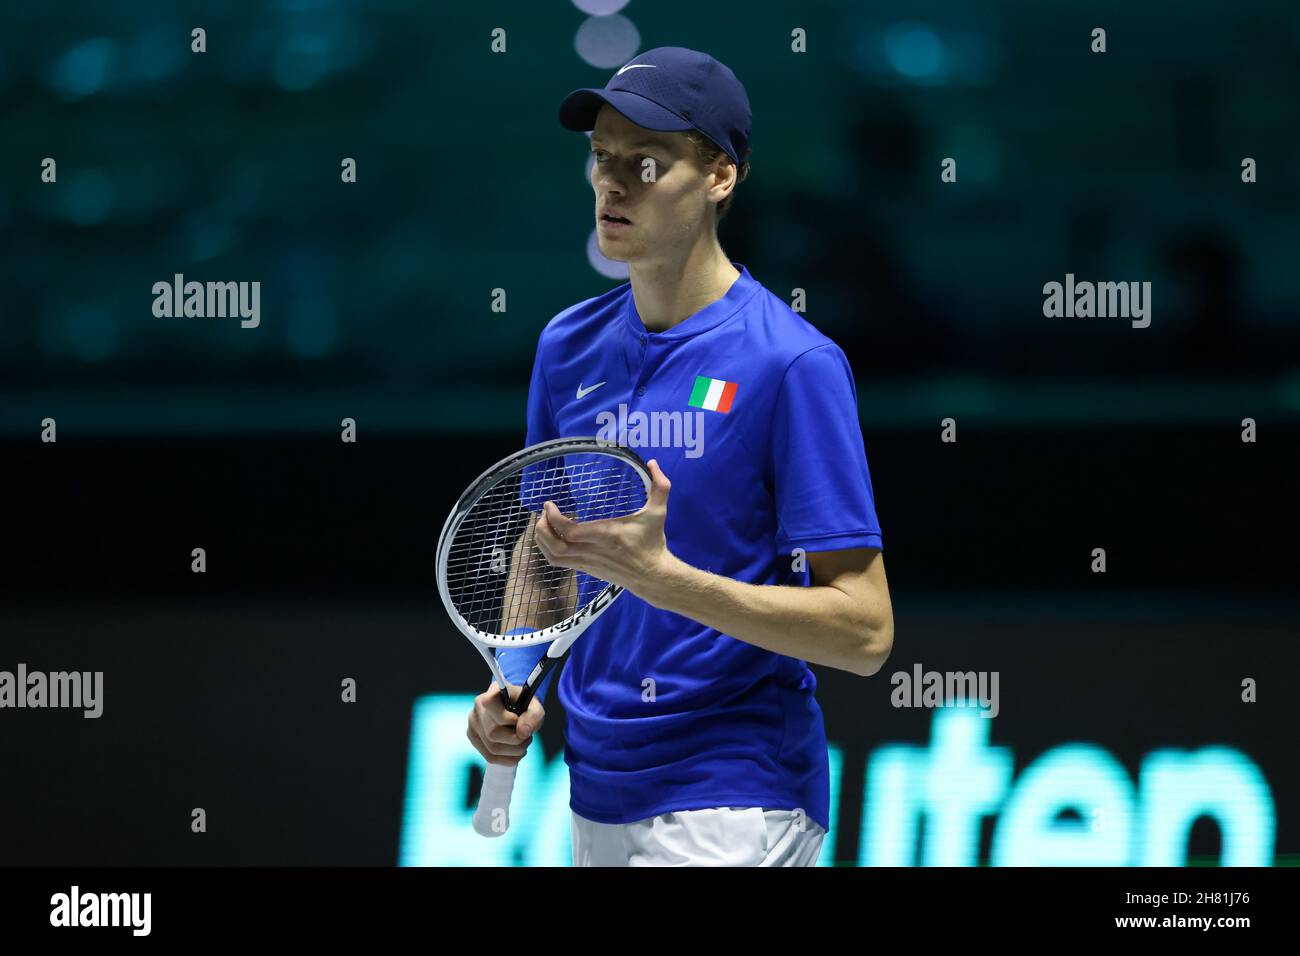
[476, 645, 562, 837]
[472, 763, 518, 837]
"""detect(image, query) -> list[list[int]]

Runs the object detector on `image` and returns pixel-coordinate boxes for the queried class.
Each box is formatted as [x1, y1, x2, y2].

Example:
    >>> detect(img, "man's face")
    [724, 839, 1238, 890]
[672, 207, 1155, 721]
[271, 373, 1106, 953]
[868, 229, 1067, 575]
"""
[589, 104, 724, 263]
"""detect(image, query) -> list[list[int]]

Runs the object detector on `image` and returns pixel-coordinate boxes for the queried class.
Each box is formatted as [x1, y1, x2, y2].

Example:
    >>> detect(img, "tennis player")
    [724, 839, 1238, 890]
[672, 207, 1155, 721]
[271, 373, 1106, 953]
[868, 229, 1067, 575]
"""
[466, 47, 893, 866]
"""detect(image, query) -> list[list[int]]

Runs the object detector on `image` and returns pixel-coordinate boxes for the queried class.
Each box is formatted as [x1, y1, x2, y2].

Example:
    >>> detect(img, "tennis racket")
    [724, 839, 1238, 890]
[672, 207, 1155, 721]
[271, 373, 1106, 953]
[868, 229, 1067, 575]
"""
[435, 436, 652, 837]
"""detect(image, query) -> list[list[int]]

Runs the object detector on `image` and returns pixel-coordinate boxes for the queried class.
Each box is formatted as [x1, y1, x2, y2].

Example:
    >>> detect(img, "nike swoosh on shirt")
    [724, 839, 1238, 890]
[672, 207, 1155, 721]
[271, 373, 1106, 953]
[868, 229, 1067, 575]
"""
[576, 382, 607, 400]
[616, 63, 656, 75]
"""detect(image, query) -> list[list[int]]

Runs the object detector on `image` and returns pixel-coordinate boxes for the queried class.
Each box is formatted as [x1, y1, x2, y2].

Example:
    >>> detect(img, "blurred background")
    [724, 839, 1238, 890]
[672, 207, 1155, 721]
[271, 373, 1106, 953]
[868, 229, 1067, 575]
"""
[0, 1, 1296, 865]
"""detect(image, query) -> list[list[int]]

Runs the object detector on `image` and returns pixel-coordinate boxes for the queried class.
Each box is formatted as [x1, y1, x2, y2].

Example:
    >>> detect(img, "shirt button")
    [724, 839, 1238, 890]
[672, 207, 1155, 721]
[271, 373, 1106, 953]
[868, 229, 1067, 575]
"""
[636, 386, 647, 396]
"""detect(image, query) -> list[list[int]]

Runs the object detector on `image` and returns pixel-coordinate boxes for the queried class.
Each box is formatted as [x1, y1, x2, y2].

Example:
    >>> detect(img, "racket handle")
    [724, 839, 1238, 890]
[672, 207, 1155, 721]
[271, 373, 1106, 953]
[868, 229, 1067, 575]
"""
[473, 763, 518, 837]
[472, 662, 555, 837]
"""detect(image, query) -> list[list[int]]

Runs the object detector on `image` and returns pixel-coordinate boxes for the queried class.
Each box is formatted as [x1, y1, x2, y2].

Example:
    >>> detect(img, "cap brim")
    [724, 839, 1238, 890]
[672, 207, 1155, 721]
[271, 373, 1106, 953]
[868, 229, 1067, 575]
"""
[557, 88, 694, 134]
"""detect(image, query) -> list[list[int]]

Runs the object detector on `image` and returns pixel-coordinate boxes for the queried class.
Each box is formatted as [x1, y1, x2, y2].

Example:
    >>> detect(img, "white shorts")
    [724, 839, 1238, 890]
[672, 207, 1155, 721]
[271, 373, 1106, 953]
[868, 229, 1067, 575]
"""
[571, 806, 826, 867]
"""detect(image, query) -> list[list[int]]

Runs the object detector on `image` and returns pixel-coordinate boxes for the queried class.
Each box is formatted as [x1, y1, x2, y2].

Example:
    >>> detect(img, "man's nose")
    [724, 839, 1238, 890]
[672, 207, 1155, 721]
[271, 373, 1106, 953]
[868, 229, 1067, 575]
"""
[594, 160, 636, 192]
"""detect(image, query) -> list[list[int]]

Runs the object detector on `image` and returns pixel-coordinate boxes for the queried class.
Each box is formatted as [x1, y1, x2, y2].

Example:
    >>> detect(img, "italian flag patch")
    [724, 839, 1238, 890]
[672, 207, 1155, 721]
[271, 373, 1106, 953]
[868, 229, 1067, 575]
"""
[688, 375, 739, 414]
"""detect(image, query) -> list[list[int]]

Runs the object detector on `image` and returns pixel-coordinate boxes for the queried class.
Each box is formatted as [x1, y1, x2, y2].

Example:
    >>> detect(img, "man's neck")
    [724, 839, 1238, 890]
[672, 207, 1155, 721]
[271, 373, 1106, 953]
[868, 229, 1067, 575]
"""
[627, 241, 741, 333]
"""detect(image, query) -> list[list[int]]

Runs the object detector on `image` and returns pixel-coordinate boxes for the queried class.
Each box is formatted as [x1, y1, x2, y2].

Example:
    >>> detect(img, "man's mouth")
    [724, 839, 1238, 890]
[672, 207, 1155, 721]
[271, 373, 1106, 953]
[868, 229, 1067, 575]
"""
[600, 213, 632, 225]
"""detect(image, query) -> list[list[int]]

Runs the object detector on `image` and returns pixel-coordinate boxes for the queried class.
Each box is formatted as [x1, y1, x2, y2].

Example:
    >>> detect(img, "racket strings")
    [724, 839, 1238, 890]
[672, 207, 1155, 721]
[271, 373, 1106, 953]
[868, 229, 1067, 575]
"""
[444, 454, 647, 637]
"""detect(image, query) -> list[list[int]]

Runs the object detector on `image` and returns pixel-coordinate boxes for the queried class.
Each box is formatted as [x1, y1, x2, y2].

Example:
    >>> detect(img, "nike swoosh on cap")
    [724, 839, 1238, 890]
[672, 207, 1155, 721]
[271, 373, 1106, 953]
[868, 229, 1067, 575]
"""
[576, 382, 607, 399]
[616, 63, 656, 75]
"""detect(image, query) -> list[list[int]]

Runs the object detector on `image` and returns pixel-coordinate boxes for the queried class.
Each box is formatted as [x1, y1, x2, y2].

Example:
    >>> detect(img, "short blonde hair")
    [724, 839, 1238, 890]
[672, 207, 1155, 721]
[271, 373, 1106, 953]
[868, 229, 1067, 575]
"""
[683, 130, 751, 222]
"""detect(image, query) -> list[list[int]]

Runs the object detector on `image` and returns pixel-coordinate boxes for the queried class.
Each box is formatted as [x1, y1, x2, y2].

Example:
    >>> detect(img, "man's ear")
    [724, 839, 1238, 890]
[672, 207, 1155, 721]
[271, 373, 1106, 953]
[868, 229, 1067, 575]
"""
[711, 159, 737, 202]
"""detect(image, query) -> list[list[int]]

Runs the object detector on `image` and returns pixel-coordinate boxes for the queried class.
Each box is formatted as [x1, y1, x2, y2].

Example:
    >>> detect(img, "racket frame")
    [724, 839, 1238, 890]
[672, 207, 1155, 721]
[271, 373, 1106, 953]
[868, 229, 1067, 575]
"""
[436, 436, 651, 714]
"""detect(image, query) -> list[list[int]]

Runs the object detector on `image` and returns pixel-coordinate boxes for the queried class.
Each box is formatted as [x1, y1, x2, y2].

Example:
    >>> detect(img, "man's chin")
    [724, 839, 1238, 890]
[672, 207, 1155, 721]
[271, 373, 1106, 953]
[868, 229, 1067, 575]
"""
[596, 239, 636, 263]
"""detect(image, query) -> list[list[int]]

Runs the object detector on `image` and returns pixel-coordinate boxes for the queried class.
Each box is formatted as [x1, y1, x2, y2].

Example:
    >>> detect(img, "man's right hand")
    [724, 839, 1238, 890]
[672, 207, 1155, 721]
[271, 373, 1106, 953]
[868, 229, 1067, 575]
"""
[467, 683, 547, 767]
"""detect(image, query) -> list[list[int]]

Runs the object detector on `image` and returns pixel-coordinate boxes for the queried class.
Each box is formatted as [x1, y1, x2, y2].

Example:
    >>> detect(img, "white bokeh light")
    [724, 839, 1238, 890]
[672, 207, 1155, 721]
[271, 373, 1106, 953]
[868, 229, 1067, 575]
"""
[586, 229, 629, 280]
[572, 0, 630, 14]
[571, 0, 630, 14]
[574, 14, 640, 70]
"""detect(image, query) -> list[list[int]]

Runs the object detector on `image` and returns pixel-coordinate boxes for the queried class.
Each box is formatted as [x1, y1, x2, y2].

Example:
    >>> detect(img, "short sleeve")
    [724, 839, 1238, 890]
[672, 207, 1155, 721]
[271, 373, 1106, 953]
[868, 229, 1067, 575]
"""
[519, 336, 569, 513]
[525, 336, 559, 446]
[771, 344, 883, 553]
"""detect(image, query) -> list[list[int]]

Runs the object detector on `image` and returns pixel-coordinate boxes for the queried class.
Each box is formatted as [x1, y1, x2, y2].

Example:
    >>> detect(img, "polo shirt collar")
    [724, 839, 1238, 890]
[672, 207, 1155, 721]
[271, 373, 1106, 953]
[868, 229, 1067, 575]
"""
[622, 262, 760, 340]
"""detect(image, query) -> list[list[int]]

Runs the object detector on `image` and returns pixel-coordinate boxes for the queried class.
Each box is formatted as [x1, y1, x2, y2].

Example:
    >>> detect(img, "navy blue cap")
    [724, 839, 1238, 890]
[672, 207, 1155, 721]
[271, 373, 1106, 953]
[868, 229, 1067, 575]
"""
[558, 47, 751, 167]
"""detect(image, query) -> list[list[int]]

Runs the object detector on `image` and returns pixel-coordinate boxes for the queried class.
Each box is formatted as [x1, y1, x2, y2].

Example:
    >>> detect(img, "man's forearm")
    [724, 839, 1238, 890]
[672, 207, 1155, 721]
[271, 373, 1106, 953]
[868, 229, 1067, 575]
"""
[500, 516, 574, 633]
[634, 554, 892, 677]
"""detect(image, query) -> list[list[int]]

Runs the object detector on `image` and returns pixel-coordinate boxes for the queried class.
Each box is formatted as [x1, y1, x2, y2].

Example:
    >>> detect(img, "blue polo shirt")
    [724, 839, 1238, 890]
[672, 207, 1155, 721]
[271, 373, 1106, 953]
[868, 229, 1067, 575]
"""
[499, 261, 882, 833]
